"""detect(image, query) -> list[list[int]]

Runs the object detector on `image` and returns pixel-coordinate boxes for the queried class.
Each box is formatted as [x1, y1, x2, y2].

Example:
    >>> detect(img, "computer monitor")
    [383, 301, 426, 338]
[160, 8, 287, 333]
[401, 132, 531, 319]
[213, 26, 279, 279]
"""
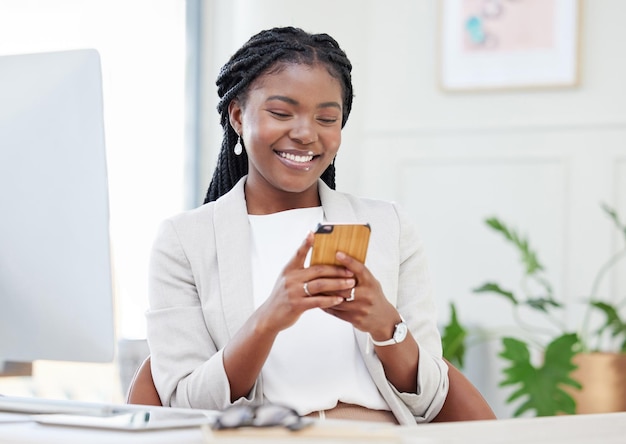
[0, 49, 115, 366]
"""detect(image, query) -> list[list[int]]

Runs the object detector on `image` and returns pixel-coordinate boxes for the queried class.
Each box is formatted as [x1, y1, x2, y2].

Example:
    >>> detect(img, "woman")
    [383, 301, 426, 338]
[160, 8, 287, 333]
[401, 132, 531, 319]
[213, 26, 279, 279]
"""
[147, 26, 448, 425]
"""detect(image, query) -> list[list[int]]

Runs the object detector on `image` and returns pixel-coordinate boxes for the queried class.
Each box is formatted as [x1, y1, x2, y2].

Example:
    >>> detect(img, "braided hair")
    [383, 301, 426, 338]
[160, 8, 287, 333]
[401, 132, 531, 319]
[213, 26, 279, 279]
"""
[203, 26, 354, 203]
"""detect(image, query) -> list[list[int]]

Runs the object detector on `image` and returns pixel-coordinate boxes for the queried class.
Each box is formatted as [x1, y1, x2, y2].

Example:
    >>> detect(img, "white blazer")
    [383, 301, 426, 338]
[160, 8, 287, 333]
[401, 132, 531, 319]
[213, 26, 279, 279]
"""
[146, 177, 448, 424]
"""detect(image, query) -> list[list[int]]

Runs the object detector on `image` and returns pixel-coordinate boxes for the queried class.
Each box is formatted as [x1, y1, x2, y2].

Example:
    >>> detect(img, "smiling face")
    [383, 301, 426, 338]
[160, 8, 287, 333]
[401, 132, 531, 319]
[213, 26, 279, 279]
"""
[228, 63, 343, 214]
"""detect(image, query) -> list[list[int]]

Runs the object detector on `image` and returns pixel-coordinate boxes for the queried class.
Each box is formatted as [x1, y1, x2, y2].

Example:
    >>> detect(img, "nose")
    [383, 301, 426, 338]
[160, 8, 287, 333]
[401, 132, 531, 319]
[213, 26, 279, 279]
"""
[289, 118, 317, 145]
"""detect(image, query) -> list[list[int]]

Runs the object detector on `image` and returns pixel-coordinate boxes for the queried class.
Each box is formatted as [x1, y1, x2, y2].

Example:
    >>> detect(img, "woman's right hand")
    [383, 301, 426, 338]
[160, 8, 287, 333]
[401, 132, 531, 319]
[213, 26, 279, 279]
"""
[255, 232, 354, 334]
[224, 232, 354, 401]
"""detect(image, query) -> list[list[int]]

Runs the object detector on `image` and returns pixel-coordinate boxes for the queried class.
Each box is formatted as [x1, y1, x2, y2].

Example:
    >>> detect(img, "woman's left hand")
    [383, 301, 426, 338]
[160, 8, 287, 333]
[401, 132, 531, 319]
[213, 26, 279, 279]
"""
[326, 252, 420, 394]
[322, 251, 400, 340]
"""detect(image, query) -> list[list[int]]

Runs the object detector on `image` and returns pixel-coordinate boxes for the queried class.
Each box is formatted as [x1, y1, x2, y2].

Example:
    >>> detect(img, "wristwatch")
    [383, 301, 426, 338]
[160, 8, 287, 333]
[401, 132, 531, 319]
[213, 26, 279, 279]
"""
[370, 318, 408, 346]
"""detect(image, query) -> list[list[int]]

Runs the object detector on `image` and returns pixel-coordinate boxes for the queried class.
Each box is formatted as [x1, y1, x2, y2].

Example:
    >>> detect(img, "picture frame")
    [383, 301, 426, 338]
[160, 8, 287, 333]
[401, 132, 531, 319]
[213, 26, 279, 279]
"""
[438, 0, 582, 91]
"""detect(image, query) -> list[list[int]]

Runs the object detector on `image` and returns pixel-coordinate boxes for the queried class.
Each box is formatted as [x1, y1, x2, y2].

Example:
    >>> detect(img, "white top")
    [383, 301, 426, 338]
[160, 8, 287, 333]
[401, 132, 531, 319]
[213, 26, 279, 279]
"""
[248, 207, 388, 415]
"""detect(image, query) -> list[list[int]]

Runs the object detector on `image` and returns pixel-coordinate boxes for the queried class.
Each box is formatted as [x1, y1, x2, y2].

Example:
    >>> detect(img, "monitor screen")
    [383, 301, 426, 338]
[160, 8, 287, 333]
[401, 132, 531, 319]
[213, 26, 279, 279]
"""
[0, 49, 115, 364]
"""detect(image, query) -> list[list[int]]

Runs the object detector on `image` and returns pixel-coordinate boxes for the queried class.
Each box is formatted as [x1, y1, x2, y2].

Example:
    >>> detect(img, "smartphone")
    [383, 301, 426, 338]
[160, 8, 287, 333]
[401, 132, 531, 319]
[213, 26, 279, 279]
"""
[310, 223, 371, 266]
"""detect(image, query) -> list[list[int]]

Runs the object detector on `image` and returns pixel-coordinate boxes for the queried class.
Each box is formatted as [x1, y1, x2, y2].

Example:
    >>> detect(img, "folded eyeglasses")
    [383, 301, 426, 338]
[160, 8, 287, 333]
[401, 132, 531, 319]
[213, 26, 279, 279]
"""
[212, 403, 312, 431]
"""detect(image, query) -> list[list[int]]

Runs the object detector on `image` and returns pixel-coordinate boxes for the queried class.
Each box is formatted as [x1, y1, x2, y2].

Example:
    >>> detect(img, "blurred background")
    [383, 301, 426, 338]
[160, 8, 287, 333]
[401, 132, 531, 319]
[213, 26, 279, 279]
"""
[1, 0, 624, 419]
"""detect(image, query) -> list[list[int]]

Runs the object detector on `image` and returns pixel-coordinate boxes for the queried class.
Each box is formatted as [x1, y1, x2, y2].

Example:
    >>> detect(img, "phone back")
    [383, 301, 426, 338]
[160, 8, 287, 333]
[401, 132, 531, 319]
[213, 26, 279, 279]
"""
[310, 223, 371, 266]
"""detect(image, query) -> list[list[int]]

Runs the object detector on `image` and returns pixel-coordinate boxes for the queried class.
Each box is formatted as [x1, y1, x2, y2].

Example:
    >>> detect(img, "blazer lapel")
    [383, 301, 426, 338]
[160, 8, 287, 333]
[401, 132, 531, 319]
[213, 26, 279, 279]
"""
[213, 177, 255, 338]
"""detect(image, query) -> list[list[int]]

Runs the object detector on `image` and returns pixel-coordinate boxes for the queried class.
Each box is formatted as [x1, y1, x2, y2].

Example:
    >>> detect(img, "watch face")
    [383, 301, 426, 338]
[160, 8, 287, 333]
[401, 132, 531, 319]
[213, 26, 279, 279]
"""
[394, 322, 408, 342]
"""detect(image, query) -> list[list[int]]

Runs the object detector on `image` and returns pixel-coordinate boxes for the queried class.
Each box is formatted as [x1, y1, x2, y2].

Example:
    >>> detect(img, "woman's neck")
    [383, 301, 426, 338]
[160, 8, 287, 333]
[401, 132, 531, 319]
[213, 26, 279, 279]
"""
[244, 181, 321, 215]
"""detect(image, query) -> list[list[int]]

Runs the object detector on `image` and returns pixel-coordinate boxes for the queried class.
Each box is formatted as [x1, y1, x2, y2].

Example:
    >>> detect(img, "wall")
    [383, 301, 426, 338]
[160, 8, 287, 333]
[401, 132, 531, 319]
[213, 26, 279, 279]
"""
[199, 0, 626, 418]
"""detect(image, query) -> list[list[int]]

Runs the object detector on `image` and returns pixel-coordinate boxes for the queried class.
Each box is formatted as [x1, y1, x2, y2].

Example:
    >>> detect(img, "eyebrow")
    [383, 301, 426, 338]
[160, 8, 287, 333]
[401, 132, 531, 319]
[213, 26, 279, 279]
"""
[266, 95, 342, 110]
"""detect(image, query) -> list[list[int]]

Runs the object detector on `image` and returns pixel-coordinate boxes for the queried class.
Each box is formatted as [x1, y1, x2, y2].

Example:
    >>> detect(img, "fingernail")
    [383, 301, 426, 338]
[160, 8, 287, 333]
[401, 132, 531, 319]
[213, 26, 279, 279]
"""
[336, 252, 346, 260]
[346, 279, 356, 287]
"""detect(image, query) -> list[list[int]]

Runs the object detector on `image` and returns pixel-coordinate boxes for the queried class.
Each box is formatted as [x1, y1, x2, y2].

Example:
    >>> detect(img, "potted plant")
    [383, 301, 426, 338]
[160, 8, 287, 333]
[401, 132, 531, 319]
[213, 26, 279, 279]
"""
[442, 203, 626, 417]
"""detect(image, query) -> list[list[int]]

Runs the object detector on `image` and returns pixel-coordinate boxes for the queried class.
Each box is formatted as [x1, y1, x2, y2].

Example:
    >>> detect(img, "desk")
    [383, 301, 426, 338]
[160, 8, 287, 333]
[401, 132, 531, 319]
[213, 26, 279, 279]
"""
[1, 409, 625, 443]
[411, 412, 626, 444]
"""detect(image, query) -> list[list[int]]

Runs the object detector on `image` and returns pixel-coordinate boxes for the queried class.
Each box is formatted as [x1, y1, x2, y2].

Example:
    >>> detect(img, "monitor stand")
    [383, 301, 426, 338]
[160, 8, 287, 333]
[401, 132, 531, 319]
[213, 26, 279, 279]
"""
[0, 362, 32, 377]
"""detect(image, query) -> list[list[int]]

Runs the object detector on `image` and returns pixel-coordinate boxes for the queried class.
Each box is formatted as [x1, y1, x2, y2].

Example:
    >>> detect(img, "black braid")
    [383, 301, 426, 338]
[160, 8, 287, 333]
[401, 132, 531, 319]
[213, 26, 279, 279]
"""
[204, 26, 353, 203]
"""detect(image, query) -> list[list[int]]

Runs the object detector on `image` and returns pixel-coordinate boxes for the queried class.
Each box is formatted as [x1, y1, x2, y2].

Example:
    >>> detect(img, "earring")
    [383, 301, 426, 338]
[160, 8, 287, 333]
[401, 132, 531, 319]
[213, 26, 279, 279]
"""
[234, 135, 243, 156]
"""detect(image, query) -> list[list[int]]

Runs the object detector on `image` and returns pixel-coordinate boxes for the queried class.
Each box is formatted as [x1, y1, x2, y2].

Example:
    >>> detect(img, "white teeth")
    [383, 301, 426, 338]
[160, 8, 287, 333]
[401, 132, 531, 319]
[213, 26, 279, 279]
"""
[279, 152, 314, 163]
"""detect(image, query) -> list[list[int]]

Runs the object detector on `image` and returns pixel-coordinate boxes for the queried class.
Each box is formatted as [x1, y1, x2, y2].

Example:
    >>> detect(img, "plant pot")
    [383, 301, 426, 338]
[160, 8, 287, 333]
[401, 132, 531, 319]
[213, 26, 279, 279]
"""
[566, 352, 626, 414]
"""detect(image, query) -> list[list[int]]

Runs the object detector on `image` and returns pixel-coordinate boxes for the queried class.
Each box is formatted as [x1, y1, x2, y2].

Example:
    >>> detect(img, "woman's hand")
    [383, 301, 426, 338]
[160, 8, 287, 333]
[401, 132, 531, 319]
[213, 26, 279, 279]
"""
[322, 251, 401, 341]
[323, 251, 420, 394]
[254, 232, 354, 335]
[224, 232, 353, 401]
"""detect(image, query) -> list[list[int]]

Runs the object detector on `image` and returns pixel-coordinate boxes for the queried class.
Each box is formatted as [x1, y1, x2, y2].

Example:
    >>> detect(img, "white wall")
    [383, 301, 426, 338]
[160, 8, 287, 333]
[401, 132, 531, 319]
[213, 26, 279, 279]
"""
[199, 0, 626, 418]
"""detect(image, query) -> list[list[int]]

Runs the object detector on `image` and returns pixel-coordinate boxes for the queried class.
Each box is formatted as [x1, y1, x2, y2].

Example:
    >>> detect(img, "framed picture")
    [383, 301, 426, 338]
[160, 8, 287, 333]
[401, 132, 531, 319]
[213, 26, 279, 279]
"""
[439, 0, 581, 91]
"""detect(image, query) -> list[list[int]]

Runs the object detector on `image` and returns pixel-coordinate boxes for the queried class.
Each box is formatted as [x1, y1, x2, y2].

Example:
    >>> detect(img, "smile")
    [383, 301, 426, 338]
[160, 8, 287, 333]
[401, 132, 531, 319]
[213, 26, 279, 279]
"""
[277, 151, 315, 163]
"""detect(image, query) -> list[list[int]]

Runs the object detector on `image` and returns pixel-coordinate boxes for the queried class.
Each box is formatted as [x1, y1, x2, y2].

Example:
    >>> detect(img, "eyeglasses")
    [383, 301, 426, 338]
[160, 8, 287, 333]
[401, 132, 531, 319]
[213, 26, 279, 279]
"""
[212, 403, 311, 431]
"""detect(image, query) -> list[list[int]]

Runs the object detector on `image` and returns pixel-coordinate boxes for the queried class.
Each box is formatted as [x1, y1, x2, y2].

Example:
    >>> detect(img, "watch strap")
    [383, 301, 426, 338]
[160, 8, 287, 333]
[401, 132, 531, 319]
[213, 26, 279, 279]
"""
[369, 317, 407, 347]
[369, 336, 397, 347]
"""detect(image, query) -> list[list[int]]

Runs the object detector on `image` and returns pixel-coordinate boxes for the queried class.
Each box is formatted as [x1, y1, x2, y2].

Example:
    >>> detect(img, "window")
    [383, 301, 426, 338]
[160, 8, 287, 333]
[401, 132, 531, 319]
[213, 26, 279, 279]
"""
[0, 0, 187, 402]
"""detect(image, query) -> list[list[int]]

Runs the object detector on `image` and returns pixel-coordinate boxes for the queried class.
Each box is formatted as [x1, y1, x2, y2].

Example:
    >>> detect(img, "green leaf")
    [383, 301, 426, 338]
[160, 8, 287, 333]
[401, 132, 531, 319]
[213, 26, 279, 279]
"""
[473, 282, 518, 305]
[591, 301, 626, 339]
[525, 298, 562, 313]
[498, 333, 581, 417]
[441, 302, 468, 369]
[485, 217, 543, 275]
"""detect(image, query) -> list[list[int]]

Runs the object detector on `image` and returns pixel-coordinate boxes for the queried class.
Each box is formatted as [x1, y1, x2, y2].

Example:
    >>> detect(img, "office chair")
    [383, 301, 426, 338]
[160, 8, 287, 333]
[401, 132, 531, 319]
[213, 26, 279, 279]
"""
[125, 356, 162, 406]
[432, 359, 496, 421]
[126, 355, 495, 420]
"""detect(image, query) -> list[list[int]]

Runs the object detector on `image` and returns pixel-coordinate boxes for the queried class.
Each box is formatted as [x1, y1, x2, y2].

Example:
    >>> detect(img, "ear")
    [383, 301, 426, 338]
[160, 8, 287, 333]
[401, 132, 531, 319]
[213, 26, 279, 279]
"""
[228, 100, 243, 135]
